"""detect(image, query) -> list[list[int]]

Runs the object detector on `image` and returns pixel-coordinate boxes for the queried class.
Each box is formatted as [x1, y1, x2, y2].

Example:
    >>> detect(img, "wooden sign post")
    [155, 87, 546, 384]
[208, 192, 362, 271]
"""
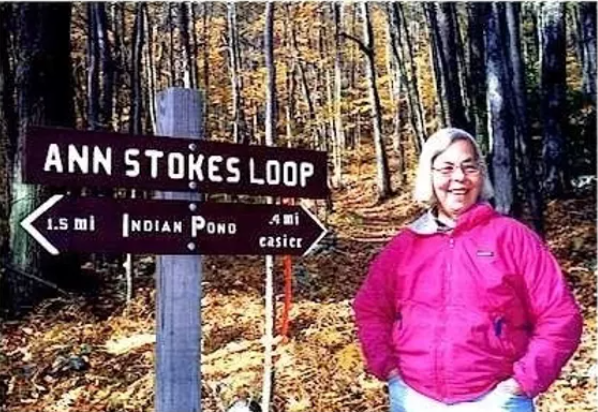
[155, 88, 202, 412]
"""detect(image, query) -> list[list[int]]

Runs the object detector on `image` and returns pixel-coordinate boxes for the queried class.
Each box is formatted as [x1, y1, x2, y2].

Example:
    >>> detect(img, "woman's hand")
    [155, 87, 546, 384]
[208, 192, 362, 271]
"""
[497, 377, 525, 396]
[387, 368, 400, 381]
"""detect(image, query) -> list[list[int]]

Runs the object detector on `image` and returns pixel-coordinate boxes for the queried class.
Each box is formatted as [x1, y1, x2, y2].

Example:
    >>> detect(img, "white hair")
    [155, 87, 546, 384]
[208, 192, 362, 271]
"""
[413, 128, 494, 205]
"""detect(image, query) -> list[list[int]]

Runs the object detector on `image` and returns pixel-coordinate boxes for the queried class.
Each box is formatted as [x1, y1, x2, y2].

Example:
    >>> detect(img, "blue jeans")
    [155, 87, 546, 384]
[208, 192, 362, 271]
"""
[388, 376, 535, 412]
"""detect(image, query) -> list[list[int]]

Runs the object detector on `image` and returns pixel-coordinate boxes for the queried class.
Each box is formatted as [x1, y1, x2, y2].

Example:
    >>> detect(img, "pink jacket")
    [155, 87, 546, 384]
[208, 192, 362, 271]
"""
[353, 203, 582, 404]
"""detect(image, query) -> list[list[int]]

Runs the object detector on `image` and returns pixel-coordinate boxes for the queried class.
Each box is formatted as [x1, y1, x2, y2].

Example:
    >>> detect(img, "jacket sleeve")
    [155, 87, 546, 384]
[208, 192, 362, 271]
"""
[511, 224, 583, 397]
[352, 236, 402, 381]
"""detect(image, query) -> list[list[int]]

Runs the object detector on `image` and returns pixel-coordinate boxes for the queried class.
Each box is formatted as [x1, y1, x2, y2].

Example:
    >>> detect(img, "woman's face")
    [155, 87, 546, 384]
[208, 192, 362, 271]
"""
[432, 139, 483, 220]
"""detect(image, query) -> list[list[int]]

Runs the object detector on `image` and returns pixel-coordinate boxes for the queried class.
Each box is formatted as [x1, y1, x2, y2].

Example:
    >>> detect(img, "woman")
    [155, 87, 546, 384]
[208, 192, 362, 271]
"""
[353, 128, 582, 412]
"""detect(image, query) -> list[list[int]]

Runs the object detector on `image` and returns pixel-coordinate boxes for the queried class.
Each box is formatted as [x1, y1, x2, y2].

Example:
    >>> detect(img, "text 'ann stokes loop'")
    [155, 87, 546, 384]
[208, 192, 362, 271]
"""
[23, 126, 329, 198]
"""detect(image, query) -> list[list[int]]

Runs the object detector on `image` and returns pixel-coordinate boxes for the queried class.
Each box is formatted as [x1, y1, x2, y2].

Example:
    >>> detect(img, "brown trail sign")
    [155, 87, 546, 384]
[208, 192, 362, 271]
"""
[20, 195, 327, 256]
[23, 126, 328, 198]
[20, 88, 330, 412]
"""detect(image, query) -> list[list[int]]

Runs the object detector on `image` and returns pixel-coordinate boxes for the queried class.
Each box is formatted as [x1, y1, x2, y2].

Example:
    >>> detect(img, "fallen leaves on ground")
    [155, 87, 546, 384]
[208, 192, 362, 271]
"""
[0, 149, 595, 412]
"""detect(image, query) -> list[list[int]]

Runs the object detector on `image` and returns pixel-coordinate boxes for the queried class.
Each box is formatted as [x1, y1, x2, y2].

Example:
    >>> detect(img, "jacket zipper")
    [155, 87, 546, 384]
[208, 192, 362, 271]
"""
[438, 235, 454, 401]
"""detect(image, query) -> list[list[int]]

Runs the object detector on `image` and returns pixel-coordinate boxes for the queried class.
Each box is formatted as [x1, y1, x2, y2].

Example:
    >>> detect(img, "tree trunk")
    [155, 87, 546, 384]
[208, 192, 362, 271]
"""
[540, 2, 568, 198]
[332, 3, 345, 188]
[145, 6, 157, 132]
[466, 3, 489, 152]
[505, 3, 544, 235]
[0, 3, 17, 261]
[190, 3, 200, 90]
[129, 3, 145, 135]
[111, 3, 126, 130]
[486, 3, 516, 216]
[504, 3, 544, 235]
[95, 3, 113, 129]
[262, 6, 276, 412]
[386, 4, 406, 185]
[451, 4, 473, 129]
[265, 4, 277, 148]
[227, 2, 247, 144]
[386, 3, 401, 144]
[347, 4, 358, 149]
[202, 3, 211, 134]
[315, 6, 327, 150]
[284, 4, 296, 149]
[0, 4, 17, 182]
[168, 3, 176, 87]
[390, 3, 425, 154]
[177, 2, 194, 88]
[361, 3, 392, 200]
[424, 3, 447, 126]
[333, 3, 347, 150]
[429, 3, 469, 129]
[87, 3, 99, 130]
[398, 4, 426, 149]
[579, 2, 597, 102]
[8, 3, 78, 315]
[291, 21, 321, 149]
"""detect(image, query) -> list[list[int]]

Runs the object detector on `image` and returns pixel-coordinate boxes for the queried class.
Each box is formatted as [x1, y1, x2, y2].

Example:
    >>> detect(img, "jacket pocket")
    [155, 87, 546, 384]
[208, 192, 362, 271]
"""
[492, 316, 514, 357]
[466, 311, 515, 359]
[492, 315, 530, 359]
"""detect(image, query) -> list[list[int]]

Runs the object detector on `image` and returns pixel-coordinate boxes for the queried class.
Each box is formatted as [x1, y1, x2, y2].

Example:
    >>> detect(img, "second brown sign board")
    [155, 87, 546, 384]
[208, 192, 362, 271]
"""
[24, 127, 328, 198]
[21, 195, 327, 256]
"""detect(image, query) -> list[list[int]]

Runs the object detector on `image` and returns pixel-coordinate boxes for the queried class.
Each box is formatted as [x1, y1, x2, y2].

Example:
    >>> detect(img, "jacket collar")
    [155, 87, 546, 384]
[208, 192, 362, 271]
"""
[408, 202, 496, 235]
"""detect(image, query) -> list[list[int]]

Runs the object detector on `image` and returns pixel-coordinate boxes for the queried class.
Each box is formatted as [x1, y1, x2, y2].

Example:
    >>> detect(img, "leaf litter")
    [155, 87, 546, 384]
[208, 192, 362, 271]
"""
[0, 151, 595, 412]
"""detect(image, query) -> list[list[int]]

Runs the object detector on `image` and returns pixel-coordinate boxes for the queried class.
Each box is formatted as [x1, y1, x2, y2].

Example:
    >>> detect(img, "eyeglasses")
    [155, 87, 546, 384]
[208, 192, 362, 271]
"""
[432, 162, 482, 177]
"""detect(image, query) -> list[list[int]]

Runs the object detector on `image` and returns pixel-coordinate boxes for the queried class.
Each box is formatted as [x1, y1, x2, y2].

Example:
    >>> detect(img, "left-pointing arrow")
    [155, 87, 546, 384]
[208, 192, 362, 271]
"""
[20, 194, 64, 256]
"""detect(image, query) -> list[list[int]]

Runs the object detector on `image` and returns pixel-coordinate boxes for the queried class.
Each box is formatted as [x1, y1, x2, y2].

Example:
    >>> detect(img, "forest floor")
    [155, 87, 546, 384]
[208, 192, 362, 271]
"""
[0, 145, 596, 412]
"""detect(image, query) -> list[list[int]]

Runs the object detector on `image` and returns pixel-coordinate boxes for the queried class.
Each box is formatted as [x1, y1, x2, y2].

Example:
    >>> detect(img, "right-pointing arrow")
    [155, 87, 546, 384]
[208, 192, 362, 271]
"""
[300, 204, 328, 257]
[20, 194, 63, 256]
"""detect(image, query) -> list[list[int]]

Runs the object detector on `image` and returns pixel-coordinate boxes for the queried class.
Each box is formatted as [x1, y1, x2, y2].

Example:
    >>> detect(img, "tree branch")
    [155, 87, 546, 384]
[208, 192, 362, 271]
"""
[340, 31, 371, 57]
[2, 263, 73, 297]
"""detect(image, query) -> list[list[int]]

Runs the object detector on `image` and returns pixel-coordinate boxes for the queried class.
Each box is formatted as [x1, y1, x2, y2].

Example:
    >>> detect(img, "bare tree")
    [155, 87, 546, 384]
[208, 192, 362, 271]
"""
[426, 3, 468, 129]
[505, 3, 544, 234]
[466, 3, 488, 151]
[579, 3, 596, 102]
[262, 4, 276, 412]
[540, 2, 568, 198]
[87, 3, 99, 130]
[397, 4, 426, 150]
[332, 3, 346, 187]
[386, 3, 406, 185]
[95, 3, 113, 128]
[8, 3, 79, 315]
[129, 2, 145, 135]
[177, 2, 195, 88]
[343, 3, 392, 200]
[283, 4, 297, 148]
[227, 2, 248, 144]
[0, 3, 17, 259]
[361, 3, 392, 200]
[486, 3, 516, 215]
[111, 2, 126, 130]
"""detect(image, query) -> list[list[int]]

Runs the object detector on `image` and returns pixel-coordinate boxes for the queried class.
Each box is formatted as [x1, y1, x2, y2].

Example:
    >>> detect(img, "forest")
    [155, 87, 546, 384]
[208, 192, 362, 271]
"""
[0, 2, 596, 412]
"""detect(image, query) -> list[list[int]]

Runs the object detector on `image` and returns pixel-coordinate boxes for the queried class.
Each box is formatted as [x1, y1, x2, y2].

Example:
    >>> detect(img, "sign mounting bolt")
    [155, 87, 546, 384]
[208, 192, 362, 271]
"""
[187, 242, 196, 251]
[188, 143, 196, 151]
[189, 203, 197, 212]
[189, 181, 197, 189]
